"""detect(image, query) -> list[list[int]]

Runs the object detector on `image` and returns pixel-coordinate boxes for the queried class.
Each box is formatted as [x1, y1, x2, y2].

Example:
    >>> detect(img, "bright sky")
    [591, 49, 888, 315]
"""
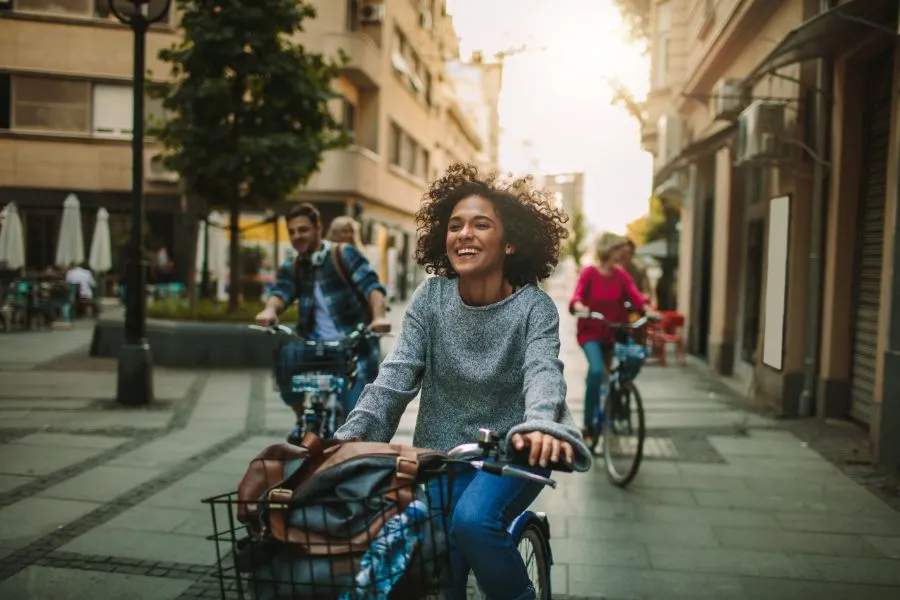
[446, 0, 652, 234]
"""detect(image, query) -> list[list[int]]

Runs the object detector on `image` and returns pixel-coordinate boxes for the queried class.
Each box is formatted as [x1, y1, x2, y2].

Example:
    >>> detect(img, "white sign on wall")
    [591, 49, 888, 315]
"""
[762, 195, 791, 370]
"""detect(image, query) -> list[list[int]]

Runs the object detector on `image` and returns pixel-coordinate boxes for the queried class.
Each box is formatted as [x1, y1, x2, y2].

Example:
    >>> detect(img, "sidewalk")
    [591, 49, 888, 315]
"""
[0, 289, 899, 599]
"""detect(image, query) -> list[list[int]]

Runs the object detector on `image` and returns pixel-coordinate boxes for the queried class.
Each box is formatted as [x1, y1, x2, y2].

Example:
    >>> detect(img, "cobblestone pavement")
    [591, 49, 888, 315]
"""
[1, 282, 899, 599]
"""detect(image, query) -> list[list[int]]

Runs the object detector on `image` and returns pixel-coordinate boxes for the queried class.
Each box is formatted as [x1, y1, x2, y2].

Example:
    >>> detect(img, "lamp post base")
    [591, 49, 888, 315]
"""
[116, 342, 154, 406]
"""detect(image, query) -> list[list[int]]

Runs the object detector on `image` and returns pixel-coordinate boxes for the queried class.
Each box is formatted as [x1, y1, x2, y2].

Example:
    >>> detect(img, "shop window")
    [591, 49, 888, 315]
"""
[13, 76, 90, 133]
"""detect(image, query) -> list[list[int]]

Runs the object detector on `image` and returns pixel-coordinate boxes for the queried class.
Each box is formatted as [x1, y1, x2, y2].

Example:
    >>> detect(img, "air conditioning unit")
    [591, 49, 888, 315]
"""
[145, 152, 179, 184]
[656, 114, 684, 166]
[711, 78, 745, 121]
[358, 1, 385, 24]
[735, 100, 789, 165]
[654, 170, 688, 204]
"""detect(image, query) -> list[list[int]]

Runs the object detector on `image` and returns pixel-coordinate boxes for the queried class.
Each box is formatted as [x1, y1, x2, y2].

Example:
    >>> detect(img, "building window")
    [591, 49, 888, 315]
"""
[400, 131, 415, 173]
[15, 0, 91, 17]
[0, 74, 10, 130]
[16, 0, 171, 24]
[418, 147, 429, 179]
[388, 120, 427, 180]
[13, 76, 90, 133]
[654, 1, 672, 89]
[92, 84, 132, 137]
[342, 97, 357, 142]
[389, 121, 402, 166]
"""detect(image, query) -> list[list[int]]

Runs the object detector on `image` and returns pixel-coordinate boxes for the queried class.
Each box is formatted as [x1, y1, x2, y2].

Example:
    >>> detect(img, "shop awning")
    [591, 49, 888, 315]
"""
[746, 0, 898, 85]
[652, 123, 736, 189]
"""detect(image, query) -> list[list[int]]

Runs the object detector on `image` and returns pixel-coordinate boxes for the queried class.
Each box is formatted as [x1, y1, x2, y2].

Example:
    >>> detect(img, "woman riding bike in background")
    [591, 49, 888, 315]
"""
[334, 162, 591, 600]
[569, 234, 650, 447]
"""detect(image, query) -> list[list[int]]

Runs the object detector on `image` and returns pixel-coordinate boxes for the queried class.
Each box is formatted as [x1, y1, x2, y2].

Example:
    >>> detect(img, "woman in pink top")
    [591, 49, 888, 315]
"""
[569, 235, 648, 442]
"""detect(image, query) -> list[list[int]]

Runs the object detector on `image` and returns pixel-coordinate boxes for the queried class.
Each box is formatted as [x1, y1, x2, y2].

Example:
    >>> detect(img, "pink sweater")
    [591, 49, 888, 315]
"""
[568, 265, 648, 345]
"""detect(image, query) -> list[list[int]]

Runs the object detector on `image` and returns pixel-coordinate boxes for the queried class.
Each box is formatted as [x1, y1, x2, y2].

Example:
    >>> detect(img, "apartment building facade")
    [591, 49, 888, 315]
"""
[0, 0, 496, 301]
[543, 172, 585, 226]
[640, 0, 900, 470]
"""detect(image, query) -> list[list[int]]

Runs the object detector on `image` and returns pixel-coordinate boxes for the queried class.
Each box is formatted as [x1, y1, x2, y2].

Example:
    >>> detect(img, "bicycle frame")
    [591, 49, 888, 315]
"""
[250, 323, 381, 438]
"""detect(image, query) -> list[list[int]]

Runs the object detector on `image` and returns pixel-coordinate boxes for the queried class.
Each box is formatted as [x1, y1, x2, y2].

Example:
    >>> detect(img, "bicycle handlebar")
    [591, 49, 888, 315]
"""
[573, 311, 659, 330]
[445, 430, 571, 489]
[248, 323, 389, 348]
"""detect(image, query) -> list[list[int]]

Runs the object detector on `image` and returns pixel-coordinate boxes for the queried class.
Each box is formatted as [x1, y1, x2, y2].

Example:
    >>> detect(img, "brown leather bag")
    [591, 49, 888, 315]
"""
[236, 432, 446, 555]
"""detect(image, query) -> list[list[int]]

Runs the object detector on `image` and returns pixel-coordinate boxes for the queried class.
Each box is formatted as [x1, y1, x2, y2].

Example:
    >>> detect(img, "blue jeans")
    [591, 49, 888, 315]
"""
[428, 463, 547, 600]
[582, 341, 612, 431]
[276, 341, 373, 414]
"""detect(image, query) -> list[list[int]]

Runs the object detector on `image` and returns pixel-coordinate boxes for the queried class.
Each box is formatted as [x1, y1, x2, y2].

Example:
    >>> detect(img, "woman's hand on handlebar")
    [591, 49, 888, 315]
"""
[254, 307, 278, 326]
[510, 431, 574, 468]
[571, 301, 590, 315]
[369, 316, 391, 333]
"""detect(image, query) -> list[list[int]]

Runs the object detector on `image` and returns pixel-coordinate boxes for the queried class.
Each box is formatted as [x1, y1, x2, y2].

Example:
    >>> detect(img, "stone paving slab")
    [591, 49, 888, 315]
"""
[35, 465, 166, 503]
[647, 544, 820, 579]
[774, 512, 900, 535]
[0, 497, 102, 549]
[11, 433, 130, 450]
[0, 474, 32, 494]
[59, 527, 216, 566]
[0, 410, 173, 431]
[0, 371, 196, 401]
[0, 399, 96, 410]
[0, 443, 111, 477]
[0, 565, 194, 599]
[712, 526, 884, 558]
[866, 535, 900, 558]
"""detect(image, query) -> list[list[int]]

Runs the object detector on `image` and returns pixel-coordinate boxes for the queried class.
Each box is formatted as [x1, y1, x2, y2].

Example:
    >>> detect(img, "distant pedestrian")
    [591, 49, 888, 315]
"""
[326, 216, 364, 250]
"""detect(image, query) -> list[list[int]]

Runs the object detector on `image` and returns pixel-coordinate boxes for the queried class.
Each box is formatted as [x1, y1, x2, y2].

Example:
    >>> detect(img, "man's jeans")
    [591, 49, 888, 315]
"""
[428, 463, 548, 600]
[276, 341, 373, 414]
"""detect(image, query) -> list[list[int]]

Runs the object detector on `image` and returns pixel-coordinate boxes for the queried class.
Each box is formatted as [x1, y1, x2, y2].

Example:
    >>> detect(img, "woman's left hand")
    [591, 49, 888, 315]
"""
[511, 431, 574, 467]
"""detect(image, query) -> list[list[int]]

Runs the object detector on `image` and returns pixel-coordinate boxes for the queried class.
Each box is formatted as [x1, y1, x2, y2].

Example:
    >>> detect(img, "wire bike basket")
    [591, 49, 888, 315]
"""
[204, 451, 453, 600]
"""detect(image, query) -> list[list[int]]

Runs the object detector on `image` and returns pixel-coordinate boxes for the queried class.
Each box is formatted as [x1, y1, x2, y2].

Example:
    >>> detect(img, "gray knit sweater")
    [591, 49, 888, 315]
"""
[334, 276, 593, 472]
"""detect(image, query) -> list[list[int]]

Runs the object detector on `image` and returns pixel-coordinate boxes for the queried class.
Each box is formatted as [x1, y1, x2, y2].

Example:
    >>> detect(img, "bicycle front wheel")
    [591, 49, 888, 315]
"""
[602, 380, 646, 487]
[465, 522, 551, 600]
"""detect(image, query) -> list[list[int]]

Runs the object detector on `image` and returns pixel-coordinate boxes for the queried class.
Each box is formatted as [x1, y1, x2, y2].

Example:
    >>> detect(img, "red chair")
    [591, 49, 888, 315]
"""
[648, 311, 686, 366]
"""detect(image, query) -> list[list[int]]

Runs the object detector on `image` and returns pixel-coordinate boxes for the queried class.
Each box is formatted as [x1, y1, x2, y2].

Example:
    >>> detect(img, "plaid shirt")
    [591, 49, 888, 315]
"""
[270, 241, 385, 347]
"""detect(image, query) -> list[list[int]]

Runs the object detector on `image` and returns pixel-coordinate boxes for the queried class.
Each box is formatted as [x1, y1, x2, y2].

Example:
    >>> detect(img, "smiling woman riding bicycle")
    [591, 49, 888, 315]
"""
[333, 162, 591, 600]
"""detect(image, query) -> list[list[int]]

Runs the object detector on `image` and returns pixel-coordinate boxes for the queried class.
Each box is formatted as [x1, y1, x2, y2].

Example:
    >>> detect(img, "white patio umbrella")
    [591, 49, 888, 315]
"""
[0, 202, 26, 269]
[196, 210, 228, 282]
[88, 207, 113, 273]
[55, 194, 85, 267]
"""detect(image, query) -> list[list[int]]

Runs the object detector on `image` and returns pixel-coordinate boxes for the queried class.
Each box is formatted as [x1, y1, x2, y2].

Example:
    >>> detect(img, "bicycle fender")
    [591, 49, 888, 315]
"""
[508, 511, 553, 566]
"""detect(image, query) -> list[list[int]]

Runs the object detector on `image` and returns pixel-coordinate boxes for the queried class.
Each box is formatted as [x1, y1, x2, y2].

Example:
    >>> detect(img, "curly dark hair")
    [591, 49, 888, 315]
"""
[415, 162, 569, 286]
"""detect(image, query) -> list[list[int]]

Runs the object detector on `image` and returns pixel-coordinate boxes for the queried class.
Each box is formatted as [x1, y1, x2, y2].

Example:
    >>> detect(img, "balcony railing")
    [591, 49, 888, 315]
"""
[304, 146, 380, 196]
[323, 32, 381, 91]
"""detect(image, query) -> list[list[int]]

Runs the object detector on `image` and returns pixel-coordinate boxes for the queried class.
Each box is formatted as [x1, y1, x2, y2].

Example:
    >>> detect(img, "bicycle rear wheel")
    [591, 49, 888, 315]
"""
[602, 380, 646, 487]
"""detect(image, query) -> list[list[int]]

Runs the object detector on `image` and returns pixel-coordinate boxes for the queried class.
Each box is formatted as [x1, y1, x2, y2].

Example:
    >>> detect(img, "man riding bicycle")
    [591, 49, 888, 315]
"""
[254, 203, 391, 443]
[333, 164, 591, 600]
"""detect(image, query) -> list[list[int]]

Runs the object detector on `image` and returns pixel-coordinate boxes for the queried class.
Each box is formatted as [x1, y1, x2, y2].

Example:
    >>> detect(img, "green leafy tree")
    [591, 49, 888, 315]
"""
[561, 210, 589, 268]
[150, 0, 348, 311]
[645, 196, 680, 243]
[612, 0, 652, 44]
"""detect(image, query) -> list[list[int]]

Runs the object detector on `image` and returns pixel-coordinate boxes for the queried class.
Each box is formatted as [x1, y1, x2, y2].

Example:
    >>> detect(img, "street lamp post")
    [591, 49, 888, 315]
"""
[109, 0, 172, 406]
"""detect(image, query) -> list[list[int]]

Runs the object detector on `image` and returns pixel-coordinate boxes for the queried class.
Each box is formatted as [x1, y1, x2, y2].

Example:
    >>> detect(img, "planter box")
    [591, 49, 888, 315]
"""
[91, 317, 281, 368]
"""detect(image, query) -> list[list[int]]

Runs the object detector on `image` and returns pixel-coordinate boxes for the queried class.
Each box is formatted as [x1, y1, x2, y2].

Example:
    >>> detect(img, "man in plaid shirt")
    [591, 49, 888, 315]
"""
[255, 203, 391, 442]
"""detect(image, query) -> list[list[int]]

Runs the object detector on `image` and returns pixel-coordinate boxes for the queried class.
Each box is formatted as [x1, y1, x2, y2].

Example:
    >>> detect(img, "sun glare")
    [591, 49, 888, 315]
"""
[447, 0, 653, 234]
